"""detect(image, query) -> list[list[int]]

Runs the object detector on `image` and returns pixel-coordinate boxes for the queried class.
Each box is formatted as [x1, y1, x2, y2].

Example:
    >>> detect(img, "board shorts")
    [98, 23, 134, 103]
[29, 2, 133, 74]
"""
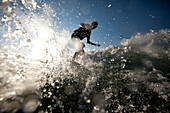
[71, 36, 85, 52]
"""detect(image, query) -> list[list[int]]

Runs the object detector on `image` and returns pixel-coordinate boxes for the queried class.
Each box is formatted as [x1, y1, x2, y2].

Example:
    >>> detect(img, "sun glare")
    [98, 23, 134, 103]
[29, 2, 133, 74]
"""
[29, 38, 46, 60]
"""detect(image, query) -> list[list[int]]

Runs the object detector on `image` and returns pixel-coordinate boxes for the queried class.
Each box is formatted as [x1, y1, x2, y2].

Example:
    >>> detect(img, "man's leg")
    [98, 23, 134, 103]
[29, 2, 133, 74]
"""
[72, 52, 79, 61]
[72, 49, 84, 61]
[72, 42, 85, 61]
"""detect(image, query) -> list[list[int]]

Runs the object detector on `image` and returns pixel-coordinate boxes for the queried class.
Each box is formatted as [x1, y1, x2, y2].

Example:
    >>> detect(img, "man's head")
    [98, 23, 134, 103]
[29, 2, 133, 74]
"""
[91, 21, 98, 29]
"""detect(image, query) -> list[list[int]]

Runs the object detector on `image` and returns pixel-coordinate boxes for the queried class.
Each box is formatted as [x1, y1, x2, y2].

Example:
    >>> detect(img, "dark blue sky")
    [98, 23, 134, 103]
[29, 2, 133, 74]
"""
[49, 0, 170, 48]
[1, 0, 170, 49]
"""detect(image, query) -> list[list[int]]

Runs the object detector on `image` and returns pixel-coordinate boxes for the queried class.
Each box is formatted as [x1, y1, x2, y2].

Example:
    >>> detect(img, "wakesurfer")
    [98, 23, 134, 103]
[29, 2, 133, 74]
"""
[71, 21, 100, 64]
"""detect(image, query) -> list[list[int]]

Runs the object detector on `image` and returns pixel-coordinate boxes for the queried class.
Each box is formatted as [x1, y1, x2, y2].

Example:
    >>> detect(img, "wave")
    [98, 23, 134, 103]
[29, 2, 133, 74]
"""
[0, 29, 169, 113]
[0, 0, 169, 112]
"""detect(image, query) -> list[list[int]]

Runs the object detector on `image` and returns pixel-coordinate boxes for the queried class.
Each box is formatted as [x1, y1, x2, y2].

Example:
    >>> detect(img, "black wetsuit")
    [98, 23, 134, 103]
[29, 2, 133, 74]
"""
[71, 27, 91, 40]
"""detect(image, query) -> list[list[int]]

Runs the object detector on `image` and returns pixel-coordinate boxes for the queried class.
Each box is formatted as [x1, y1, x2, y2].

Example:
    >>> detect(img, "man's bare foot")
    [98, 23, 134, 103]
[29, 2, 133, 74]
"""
[72, 60, 80, 65]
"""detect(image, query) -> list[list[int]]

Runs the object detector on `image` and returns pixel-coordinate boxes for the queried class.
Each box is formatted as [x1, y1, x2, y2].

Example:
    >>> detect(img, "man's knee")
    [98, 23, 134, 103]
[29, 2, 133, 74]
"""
[83, 43, 85, 48]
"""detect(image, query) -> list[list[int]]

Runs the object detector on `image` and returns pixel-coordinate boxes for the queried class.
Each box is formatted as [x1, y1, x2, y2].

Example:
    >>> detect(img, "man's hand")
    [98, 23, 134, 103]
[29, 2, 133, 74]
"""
[87, 37, 100, 47]
[95, 44, 100, 47]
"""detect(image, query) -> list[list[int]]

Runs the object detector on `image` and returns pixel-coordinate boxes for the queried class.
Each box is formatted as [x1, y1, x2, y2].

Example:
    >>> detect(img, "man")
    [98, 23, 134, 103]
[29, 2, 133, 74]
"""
[71, 21, 100, 63]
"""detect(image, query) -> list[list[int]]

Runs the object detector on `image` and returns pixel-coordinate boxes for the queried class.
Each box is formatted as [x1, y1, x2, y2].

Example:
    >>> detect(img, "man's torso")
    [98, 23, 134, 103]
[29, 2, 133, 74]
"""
[72, 27, 91, 40]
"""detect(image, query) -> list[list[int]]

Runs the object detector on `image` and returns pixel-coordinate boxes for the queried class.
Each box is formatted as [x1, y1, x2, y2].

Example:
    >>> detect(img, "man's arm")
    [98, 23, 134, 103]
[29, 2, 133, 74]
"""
[87, 36, 100, 47]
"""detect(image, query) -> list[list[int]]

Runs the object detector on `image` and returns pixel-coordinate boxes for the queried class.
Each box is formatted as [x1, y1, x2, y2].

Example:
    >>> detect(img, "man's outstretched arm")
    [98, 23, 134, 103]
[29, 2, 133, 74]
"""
[87, 36, 100, 47]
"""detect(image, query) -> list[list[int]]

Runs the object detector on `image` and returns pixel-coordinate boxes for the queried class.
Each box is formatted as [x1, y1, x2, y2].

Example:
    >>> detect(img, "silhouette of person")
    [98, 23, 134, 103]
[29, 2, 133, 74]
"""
[71, 21, 100, 63]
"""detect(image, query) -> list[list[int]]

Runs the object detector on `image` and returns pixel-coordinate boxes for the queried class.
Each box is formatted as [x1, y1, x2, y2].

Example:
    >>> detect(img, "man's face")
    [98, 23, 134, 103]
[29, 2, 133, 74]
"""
[91, 23, 98, 29]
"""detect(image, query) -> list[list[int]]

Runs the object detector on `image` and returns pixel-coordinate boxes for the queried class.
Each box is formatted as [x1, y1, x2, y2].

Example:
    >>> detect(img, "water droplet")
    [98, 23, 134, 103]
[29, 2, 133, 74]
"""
[43, 89, 46, 92]
[108, 4, 111, 8]
[10, 91, 16, 95]
[111, 58, 114, 62]
[23, 95, 40, 113]
[86, 99, 91, 103]
[0, 97, 3, 101]
[94, 105, 100, 111]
